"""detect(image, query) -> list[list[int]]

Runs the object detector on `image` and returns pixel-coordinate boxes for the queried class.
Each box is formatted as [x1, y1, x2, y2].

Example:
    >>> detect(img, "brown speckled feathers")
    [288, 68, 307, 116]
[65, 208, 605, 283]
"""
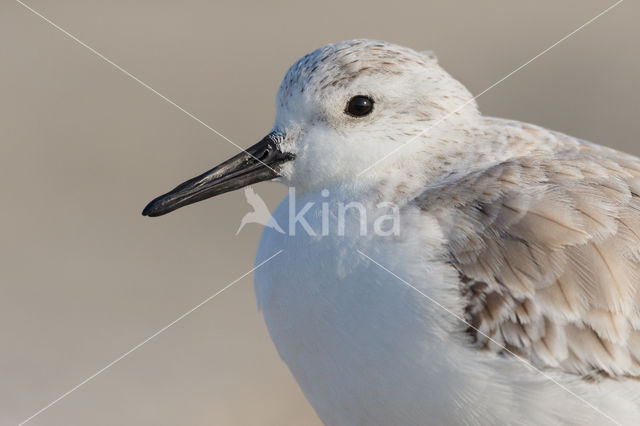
[415, 120, 640, 379]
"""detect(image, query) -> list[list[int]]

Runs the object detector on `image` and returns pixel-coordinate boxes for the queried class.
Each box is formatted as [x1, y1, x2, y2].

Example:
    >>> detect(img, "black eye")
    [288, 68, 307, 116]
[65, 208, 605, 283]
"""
[345, 95, 374, 117]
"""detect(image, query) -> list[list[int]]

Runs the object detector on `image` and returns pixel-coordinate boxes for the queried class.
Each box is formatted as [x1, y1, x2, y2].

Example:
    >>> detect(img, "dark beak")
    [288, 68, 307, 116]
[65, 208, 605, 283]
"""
[142, 133, 293, 217]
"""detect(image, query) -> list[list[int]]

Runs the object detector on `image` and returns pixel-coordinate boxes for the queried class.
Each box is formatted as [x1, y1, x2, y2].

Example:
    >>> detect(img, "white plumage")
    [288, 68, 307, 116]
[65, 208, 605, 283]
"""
[251, 40, 640, 425]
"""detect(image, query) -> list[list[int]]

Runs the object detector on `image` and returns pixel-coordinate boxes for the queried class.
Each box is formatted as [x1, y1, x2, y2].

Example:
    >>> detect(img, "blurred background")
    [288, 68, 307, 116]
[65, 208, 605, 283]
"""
[2, 0, 638, 424]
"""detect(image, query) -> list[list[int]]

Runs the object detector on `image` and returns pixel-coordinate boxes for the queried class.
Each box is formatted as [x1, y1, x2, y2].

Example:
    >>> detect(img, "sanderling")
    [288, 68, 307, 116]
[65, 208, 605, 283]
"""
[143, 39, 640, 425]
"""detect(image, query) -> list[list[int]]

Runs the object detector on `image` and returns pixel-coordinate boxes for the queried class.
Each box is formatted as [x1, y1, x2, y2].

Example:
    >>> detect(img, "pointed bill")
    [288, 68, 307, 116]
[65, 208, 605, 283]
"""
[142, 133, 293, 217]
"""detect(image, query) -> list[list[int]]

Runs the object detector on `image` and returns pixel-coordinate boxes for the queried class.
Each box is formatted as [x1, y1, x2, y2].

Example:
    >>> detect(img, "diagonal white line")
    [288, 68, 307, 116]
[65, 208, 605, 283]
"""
[357, 0, 625, 177]
[17, 249, 284, 426]
[356, 249, 621, 426]
[15, 0, 278, 174]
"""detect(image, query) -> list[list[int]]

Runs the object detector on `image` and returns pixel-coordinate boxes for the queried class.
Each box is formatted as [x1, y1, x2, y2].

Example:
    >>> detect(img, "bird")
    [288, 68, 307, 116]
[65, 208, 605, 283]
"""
[142, 39, 640, 425]
[236, 186, 285, 235]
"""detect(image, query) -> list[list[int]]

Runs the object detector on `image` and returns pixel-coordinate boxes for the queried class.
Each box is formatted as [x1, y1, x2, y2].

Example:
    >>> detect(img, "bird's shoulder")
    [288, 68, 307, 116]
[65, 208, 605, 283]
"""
[412, 120, 640, 378]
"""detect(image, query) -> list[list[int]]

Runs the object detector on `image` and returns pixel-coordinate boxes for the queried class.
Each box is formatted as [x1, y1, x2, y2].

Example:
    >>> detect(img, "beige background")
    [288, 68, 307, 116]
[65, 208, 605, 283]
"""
[2, 0, 639, 425]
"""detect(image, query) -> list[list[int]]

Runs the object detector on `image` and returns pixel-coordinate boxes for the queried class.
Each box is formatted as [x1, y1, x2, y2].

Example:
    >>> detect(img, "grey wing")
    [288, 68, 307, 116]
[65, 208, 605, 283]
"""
[415, 135, 640, 378]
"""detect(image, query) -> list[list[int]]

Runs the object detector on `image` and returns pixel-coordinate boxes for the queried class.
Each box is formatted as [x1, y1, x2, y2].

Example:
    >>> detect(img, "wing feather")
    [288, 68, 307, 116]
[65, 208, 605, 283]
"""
[416, 122, 640, 378]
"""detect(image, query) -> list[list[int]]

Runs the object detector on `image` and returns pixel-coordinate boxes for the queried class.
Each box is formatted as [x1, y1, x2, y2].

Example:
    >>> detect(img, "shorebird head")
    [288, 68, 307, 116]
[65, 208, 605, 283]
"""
[143, 39, 479, 217]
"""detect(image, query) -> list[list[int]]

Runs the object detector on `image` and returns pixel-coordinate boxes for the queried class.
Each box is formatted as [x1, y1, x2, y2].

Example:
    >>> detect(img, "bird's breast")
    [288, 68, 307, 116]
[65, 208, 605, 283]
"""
[253, 192, 476, 424]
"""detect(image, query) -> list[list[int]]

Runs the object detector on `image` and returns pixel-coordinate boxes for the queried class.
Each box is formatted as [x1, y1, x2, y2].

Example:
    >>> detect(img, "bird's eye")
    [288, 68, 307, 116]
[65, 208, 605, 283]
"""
[345, 95, 374, 117]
